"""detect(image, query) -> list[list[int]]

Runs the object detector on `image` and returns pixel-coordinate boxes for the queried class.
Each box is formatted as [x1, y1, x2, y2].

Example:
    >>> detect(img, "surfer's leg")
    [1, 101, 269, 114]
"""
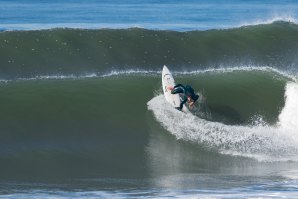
[179, 98, 187, 110]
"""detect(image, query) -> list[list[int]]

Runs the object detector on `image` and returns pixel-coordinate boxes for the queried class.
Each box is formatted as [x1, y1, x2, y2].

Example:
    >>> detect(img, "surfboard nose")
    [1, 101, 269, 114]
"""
[163, 65, 169, 73]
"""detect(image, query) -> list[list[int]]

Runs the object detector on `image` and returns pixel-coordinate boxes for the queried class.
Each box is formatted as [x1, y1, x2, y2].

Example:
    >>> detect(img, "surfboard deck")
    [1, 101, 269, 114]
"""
[162, 65, 181, 109]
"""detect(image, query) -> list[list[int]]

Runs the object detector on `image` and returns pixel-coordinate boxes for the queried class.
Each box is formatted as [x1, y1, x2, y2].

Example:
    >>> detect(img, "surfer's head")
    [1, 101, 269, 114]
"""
[192, 94, 199, 102]
[187, 94, 199, 103]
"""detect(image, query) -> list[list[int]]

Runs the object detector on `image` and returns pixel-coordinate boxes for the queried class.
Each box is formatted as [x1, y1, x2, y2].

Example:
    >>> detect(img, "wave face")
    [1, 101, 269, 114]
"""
[0, 67, 296, 182]
[1, 22, 298, 79]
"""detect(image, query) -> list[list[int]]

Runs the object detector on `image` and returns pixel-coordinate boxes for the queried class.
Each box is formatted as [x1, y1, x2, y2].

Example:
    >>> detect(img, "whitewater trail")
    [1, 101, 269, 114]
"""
[147, 82, 298, 162]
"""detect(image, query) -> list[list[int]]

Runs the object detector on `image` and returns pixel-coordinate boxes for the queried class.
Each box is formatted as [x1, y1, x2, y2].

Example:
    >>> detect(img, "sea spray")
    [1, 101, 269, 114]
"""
[278, 82, 298, 133]
[147, 80, 298, 162]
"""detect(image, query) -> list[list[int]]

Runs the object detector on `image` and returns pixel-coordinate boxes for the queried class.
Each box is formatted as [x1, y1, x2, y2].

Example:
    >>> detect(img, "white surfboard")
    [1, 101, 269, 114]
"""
[162, 65, 181, 109]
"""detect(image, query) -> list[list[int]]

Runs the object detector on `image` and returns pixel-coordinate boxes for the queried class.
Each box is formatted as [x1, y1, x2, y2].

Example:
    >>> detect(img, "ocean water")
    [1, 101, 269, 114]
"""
[1, 0, 298, 31]
[1, 0, 298, 198]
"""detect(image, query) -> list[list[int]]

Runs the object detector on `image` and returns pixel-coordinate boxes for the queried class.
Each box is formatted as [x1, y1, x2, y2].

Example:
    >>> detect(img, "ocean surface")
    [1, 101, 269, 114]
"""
[1, 0, 298, 198]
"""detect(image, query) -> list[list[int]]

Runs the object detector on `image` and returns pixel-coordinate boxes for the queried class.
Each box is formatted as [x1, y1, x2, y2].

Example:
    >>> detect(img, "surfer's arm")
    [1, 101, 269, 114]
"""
[189, 101, 195, 109]
[187, 96, 195, 109]
[174, 84, 185, 89]
[168, 84, 185, 91]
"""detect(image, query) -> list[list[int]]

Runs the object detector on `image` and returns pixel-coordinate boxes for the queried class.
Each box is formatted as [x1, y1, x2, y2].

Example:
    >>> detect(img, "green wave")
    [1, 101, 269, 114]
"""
[0, 68, 290, 180]
[1, 21, 298, 79]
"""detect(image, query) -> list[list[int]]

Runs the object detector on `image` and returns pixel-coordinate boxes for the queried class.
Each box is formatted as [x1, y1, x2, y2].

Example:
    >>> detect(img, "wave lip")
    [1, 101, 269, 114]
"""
[0, 23, 147, 32]
[239, 15, 297, 27]
[1, 19, 298, 32]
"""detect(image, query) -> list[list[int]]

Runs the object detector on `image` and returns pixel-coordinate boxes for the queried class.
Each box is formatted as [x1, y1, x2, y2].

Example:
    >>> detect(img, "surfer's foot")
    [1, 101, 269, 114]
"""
[175, 107, 182, 111]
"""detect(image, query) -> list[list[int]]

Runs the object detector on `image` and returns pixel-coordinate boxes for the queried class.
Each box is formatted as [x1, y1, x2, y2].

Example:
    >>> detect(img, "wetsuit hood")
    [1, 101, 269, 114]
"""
[192, 94, 199, 102]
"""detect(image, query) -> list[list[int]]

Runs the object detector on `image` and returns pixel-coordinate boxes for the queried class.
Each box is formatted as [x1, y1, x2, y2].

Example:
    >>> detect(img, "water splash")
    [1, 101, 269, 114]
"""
[147, 81, 298, 162]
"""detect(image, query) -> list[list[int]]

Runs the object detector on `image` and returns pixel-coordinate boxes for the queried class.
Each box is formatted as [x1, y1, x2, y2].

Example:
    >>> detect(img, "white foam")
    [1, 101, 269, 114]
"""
[100, 66, 297, 80]
[100, 69, 157, 78]
[278, 83, 298, 133]
[171, 65, 292, 76]
[147, 81, 298, 162]
[239, 15, 297, 27]
[0, 73, 98, 83]
[0, 69, 157, 83]
[0, 65, 296, 83]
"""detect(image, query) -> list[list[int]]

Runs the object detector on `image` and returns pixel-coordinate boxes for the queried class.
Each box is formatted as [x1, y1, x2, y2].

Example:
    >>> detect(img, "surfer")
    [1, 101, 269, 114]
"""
[168, 84, 199, 110]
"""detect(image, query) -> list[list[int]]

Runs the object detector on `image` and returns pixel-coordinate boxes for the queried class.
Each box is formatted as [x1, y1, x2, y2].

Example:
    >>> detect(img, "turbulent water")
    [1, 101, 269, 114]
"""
[1, 3, 298, 197]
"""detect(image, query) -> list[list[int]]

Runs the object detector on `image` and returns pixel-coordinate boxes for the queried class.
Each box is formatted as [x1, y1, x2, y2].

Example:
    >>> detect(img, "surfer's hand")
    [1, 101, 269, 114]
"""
[167, 86, 174, 90]
[189, 101, 194, 109]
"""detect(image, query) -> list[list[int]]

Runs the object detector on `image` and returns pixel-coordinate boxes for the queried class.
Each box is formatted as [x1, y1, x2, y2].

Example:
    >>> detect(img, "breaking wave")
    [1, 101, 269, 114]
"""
[148, 71, 298, 162]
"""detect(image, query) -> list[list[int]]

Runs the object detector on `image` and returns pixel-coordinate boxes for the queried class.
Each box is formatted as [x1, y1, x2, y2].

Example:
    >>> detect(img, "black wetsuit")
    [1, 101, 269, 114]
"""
[171, 84, 199, 110]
